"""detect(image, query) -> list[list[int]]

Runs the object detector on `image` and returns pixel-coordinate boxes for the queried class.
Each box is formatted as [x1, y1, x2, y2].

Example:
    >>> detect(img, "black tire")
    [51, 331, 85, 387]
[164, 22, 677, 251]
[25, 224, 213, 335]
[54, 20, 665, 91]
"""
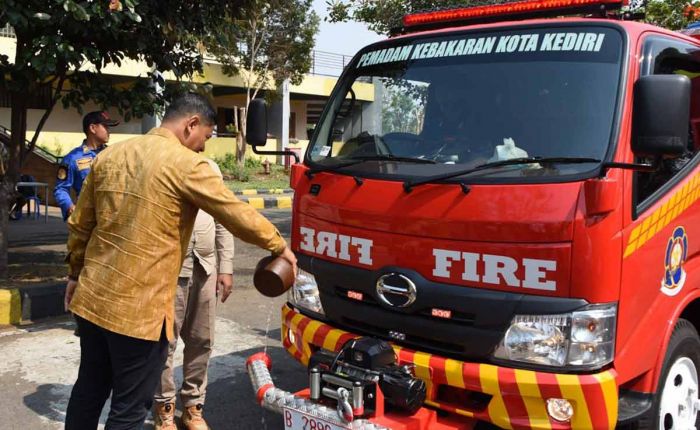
[636, 318, 700, 429]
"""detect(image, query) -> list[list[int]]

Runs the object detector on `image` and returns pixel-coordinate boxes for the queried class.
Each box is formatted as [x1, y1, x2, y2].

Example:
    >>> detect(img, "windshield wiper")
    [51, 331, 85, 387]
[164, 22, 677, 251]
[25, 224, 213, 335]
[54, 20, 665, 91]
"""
[350, 154, 437, 164]
[403, 157, 601, 192]
[307, 154, 436, 178]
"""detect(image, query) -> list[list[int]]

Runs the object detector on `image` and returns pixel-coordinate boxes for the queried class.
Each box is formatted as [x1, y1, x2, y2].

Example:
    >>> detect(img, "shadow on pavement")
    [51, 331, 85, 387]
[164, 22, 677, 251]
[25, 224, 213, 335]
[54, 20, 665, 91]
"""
[203, 345, 307, 430]
[250, 327, 282, 343]
[262, 210, 292, 237]
[13, 315, 76, 334]
[21, 345, 306, 430]
[23, 383, 72, 426]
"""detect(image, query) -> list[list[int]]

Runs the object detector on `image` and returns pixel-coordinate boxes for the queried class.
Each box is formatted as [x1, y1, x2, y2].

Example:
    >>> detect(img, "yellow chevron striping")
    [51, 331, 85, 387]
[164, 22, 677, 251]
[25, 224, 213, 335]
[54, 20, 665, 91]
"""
[480, 364, 513, 429]
[625, 172, 700, 258]
[514, 369, 551, 430]
[445, 358, 466, 388]
[594, 372, 618, 429]
[555, 374, 593, 429]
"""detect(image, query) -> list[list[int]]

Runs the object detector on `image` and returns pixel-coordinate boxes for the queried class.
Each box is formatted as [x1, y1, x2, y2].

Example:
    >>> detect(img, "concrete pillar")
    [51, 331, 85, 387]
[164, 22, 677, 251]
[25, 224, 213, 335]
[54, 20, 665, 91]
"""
[141, 71, 163, 133]
[365, 77, 384, 135]
[268, 79, 290, 164]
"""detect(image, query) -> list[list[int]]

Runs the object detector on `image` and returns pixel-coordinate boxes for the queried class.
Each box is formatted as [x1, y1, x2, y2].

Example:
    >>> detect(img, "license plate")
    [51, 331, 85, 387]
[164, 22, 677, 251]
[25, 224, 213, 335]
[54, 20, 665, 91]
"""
[283, 407, 352, 430]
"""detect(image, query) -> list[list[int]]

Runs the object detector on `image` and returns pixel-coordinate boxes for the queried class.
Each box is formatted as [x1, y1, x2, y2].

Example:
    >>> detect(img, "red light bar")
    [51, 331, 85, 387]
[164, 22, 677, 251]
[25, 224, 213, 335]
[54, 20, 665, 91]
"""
[403, 0, 626, 28]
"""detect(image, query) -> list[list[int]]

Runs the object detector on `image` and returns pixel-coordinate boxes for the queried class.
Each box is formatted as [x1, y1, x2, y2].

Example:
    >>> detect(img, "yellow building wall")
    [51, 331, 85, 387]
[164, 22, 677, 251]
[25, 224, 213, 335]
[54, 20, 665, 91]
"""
[290, 75, 374, 102]
[212, 96, 311, 142]
[0, 95, 313, 160]
[0, 102, 142, 156]
[0, 37, 15, 60]
[0, 35, 338, 160]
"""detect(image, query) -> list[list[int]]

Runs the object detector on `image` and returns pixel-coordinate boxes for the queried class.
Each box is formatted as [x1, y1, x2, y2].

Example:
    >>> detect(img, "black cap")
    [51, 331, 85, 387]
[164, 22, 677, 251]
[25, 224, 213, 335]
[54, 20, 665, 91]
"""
[83, 111, 120, 134]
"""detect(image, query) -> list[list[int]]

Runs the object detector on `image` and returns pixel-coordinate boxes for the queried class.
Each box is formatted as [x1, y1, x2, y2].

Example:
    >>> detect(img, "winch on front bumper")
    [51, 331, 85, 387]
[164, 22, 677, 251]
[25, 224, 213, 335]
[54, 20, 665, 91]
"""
[275, 304, 620, 429]
[246, 340, 473, 430]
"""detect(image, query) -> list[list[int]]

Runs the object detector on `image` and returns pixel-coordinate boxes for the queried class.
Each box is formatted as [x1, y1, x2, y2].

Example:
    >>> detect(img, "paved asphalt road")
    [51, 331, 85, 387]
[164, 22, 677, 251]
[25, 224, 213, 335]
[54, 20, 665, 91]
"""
[0, 209, 308, 430]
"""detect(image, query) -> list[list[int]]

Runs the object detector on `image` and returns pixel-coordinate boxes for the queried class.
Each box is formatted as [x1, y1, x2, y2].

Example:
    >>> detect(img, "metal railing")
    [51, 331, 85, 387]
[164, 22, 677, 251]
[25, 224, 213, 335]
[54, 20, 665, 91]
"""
[0, 125, 62, 164]
[310, 50, 353, 77]
[0, 24, 16, 39]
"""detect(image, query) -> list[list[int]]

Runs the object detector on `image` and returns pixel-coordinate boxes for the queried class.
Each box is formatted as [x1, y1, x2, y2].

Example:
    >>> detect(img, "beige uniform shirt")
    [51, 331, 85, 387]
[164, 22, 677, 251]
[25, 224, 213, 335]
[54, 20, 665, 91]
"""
[67, 128, 286, 341]
[180, 159, 234, 278]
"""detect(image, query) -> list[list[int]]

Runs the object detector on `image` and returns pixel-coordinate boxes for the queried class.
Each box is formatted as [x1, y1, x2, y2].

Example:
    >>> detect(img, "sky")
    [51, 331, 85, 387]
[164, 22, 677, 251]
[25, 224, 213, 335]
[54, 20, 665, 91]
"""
[311, 0, 384, 56]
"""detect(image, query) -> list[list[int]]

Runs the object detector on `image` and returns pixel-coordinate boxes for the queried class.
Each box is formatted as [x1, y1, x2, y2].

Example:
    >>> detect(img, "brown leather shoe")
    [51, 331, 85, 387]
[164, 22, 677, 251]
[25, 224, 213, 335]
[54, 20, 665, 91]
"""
[182, 404, 209, 430]
[154, 402, 177, 430]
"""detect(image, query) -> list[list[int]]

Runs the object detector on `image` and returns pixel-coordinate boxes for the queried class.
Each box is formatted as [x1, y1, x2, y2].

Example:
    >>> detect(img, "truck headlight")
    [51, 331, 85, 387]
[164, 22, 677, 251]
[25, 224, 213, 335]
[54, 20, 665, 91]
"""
[493, 303, 616, 369]
[288, 269, 325, 316]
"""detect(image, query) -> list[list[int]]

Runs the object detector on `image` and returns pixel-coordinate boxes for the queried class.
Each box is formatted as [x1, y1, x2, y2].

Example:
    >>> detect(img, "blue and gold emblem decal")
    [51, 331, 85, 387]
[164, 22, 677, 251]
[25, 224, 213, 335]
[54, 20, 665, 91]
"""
[661, 226, 688, 296]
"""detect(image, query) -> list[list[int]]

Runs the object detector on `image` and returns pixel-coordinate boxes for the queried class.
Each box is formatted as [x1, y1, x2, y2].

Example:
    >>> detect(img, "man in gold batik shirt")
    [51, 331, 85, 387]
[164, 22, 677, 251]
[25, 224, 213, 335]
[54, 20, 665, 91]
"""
[63, 93, 297, 430]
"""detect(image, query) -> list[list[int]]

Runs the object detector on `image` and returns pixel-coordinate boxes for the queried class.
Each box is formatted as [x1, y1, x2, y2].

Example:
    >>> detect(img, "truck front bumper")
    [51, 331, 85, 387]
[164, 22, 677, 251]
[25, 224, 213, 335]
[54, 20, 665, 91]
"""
[281, 304, 619, 430]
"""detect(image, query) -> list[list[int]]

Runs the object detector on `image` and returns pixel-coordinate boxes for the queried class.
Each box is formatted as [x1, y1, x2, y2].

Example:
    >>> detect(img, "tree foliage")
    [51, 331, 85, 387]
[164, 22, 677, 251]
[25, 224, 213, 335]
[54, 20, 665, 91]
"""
[208, 0, 319, 95]
[0, 0, 249, 279]
[381, 80, 427, 135]
[327, 0, 470, 35]
[0, 0, 244, 128]
[206, 0, 319, 162]
[643, 0, 697, 30]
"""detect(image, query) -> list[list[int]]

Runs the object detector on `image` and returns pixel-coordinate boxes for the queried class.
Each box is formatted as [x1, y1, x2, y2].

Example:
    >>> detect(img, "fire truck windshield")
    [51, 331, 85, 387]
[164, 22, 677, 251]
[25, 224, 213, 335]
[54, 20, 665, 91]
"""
[308, 25, 624, 183]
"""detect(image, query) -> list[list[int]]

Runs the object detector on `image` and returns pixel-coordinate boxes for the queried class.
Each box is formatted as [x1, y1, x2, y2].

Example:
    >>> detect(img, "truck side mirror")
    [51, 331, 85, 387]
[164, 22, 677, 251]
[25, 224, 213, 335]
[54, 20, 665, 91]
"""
[632, 75, 690, 158]
[246, 99, 268, 147]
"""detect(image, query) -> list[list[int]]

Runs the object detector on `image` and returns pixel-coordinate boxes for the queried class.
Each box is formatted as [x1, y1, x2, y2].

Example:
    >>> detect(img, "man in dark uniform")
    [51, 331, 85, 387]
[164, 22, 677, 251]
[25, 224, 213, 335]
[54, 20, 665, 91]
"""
[54, 111, 120, 220]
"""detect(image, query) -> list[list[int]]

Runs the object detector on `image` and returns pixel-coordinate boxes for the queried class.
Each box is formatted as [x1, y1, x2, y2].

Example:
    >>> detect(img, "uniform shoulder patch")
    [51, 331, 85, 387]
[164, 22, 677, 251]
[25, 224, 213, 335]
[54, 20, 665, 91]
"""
[57, 165, 68, 180]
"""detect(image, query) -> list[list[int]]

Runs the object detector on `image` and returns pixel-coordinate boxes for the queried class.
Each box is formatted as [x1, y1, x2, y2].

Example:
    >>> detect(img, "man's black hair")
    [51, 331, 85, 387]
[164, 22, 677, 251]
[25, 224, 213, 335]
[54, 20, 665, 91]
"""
[162, 93, 217, 125]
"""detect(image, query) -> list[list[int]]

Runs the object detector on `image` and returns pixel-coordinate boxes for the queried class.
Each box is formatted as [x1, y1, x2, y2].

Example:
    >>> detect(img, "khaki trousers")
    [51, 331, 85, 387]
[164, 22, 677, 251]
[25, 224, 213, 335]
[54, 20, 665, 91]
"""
[155, 262, 217, 407]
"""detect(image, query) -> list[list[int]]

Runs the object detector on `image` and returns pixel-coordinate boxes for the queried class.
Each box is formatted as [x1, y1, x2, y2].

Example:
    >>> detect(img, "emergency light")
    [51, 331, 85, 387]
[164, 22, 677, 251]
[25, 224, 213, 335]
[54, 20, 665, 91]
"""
[681, 21, 700, 40]
[402, 0, 627, 29]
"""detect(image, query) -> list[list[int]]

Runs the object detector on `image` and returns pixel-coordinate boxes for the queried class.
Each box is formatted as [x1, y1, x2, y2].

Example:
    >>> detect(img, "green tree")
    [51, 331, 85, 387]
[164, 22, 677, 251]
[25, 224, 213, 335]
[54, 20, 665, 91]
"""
[327, 0, 470, 35]
[381, 81, 427, 134]
[0, 0, 249, 279]
[643, 0, 697, 30]
[206, 0, 319, 163]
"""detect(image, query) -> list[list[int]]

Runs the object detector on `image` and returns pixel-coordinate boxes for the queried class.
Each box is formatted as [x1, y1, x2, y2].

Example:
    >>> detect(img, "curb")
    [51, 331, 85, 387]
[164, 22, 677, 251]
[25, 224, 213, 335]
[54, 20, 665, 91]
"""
[0, 289, 21, 325]
[0, 283, 67, 325]
[239, 195, 293, 210]
[233, 188, 293, 196]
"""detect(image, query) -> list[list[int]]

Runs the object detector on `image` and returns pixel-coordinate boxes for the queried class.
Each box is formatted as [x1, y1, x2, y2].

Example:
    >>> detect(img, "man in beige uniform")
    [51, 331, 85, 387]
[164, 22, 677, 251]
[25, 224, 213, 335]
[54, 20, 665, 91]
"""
[154, 158, 234, 430]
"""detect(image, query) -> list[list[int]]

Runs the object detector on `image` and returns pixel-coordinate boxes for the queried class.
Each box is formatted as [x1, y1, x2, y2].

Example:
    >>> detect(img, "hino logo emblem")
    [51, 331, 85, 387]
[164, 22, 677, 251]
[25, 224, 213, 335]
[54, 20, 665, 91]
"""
[376, 273, 417, 308]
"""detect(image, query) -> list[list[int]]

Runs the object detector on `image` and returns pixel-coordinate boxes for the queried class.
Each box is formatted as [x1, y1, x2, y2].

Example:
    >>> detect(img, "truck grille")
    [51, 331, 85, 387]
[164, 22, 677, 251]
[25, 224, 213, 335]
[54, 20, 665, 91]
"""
[300, 254, 587, 362]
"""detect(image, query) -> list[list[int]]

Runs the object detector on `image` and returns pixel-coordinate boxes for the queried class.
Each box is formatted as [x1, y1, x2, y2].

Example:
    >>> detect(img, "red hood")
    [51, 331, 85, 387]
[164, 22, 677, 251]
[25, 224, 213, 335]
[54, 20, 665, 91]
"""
[293, 173, 583, 298]
[296, 173, 580, 243]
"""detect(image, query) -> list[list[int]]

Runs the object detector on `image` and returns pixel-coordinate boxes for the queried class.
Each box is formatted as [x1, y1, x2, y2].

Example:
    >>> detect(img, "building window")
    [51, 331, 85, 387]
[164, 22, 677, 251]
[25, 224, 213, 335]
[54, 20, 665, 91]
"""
[0, 25, 16, 39]
[217, 107, 239, 137]
[0, 84, 52, 109]
[289, 112, 296, 140]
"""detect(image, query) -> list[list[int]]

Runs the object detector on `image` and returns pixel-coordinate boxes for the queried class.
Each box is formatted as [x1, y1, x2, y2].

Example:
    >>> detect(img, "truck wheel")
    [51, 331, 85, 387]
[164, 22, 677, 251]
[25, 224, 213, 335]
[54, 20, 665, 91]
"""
[640, 319, 700, 429]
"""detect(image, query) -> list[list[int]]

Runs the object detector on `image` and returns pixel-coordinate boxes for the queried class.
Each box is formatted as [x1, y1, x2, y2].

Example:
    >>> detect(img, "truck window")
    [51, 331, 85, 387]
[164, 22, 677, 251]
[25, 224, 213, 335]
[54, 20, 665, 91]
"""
[635, 37, 700, 212]
[310, 25, 624, 184]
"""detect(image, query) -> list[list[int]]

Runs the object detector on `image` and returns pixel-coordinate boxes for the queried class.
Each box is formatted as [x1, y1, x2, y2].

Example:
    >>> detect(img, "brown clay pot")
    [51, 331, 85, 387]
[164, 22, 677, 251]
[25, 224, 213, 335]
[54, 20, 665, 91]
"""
[253, 255, 295, 297]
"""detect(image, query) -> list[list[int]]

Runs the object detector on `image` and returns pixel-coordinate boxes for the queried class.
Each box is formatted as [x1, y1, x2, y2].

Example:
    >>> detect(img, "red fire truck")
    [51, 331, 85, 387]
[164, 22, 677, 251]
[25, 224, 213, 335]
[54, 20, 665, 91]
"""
[245, 1, 700, 428]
